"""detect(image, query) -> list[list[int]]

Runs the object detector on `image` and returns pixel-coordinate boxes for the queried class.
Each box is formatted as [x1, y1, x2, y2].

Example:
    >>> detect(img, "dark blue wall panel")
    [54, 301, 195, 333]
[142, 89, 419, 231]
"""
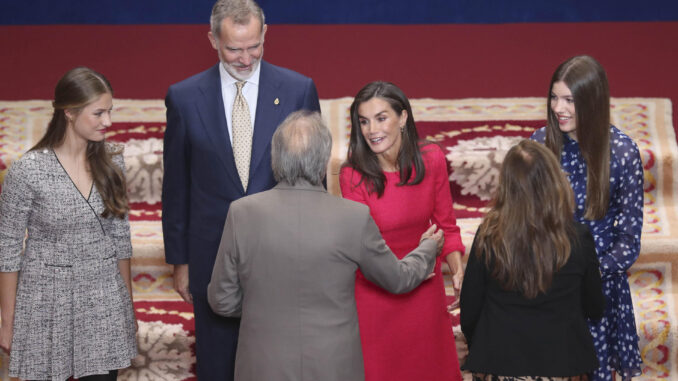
[1, 0, 677, 24]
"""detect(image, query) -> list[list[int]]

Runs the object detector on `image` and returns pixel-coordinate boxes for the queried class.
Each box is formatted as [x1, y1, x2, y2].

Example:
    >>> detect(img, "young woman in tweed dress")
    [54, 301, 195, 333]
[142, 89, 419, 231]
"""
[0, 67, 137, 380]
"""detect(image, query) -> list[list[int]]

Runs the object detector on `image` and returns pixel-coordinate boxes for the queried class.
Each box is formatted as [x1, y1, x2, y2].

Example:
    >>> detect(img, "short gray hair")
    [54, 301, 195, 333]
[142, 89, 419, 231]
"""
[271, 111, 331, 186]
[210, 0, 265, 37]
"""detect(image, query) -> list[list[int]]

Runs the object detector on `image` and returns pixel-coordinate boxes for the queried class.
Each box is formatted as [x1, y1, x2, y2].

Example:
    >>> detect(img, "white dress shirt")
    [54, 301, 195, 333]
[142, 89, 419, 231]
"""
[218, 62, 261, 145]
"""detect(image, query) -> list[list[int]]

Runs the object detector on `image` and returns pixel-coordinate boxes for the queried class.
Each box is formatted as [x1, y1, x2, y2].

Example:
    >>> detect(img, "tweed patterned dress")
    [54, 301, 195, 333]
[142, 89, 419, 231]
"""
[0, 146, 137, 380]
[532, 126, 643, 381]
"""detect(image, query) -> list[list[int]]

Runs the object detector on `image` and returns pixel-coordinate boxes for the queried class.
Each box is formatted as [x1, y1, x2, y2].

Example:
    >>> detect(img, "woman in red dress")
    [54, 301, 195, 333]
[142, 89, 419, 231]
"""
[340, 81, 464, 381]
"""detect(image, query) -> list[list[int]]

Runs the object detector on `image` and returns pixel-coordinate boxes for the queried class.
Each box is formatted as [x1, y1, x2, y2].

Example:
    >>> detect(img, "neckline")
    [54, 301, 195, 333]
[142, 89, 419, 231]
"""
[52, 150, 94, 201]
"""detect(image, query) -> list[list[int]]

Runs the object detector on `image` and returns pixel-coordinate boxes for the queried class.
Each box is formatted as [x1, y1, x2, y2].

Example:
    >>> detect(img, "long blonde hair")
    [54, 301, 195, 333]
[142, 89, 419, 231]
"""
[475, 140, 576, 298]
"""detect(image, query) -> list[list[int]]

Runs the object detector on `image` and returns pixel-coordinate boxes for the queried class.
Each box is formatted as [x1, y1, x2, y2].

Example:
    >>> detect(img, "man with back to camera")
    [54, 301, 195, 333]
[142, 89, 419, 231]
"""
[207, 110, 443, 381]
[161, 0, 321, 378]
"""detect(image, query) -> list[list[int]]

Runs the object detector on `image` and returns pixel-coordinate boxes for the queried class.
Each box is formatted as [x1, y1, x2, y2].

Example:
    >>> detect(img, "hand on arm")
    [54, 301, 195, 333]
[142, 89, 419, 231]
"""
[360, 217, 438, 294]
[419, 224, 444, 253]
[420, 224, 444, 280]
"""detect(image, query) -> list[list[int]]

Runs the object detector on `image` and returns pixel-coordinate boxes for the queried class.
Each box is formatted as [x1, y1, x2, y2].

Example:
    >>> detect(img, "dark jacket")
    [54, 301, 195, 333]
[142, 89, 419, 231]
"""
[460, 223, 604, 377]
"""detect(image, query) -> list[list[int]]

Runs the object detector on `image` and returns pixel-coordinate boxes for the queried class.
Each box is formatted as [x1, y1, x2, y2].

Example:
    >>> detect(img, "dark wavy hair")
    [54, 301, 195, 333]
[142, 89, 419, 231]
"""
[343, 81, 426, 197]
[475, 139, 576, 299]
[545, 55, 611, 220]
[31, 67, 129, 219]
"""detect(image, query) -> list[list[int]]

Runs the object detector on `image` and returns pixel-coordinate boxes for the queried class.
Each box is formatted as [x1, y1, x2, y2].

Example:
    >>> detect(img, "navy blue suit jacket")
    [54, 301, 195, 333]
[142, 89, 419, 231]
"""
[162, 61, 321, 296]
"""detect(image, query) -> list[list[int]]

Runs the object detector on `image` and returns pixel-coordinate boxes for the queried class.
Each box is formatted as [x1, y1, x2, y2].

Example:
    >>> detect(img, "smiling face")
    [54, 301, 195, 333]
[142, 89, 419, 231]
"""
[209, 15, 266, 81]
[357, 97, 407, 170]
[66, 93, 113, 143]
[550, 81, 577, 138]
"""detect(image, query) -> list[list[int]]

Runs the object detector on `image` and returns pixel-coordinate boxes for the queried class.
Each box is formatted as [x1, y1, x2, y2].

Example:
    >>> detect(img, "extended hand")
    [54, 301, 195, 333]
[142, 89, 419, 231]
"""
[420, 224, 445, 253]
[173, 264, 193, 304]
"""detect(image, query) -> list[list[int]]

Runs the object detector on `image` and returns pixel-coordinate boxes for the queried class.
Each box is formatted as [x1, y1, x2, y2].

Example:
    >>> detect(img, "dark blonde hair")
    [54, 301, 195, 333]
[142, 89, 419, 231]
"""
[545, 55, 610, 220]
[475, 139, 576, 299]
[344, 81, 427, 197]
[32, 67, 128, 219]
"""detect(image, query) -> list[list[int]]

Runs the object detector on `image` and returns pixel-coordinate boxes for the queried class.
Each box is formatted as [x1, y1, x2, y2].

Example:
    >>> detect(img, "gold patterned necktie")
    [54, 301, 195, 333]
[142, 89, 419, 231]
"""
[232, 81, 253, 191]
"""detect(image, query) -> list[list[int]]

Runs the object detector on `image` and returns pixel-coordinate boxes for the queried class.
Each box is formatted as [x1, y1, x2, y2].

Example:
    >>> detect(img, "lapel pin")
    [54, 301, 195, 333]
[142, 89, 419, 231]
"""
[274, 98, 280, 105]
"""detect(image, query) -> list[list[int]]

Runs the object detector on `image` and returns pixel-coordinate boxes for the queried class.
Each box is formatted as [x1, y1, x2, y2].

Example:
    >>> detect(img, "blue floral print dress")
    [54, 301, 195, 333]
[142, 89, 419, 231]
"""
[532, 126, 643, 381]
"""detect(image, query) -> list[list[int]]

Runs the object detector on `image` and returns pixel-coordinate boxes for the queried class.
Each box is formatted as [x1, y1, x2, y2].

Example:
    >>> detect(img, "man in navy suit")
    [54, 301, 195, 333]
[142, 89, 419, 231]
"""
[161, 0, 320, 378]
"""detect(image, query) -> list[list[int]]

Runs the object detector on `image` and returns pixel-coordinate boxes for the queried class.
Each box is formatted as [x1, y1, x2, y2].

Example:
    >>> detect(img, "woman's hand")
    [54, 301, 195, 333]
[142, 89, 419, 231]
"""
[445, 251, 464, 310]
[0, 323, 12, 355]
[0, 271, 18, 355]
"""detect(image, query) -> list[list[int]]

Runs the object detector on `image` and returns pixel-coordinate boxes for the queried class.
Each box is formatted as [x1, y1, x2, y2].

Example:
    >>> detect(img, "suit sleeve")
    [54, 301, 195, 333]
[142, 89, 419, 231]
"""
[302, 78, 321, 113]
[109, 149, 133, 260]
[358, 213, 436, 294]
[579, 227, 605, 319]
[162, 87, 191, 265]
[459, 235, 486, 347]
[207, 207, 243, 317]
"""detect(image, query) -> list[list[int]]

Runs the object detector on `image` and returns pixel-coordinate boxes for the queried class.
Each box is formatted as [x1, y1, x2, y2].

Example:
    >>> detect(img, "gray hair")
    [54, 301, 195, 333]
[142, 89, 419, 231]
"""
[210, 0, 265, 37]
[271, 111, 332, 186]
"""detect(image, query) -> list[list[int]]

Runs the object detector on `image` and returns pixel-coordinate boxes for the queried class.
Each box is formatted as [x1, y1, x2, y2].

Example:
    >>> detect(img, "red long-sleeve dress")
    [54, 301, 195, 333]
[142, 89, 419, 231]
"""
[339, 144, 464, 381]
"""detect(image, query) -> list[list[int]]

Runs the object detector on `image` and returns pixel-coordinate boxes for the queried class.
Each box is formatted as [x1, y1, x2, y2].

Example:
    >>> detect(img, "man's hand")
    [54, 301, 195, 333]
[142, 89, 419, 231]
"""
[420, 224, 445, 253]
[173, 264, 193, 304]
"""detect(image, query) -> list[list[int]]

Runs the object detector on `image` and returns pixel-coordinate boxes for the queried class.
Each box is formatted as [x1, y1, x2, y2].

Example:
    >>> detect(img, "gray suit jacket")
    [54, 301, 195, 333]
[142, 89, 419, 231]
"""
[207, 182, 437, 381]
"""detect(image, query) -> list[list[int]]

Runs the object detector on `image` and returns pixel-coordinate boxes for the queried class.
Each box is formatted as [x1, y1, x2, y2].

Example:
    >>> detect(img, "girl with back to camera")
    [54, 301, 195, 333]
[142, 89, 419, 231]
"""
[340, 81, 464, 381]
[460, 139, 604, 380]
[0, 67, 137, 380]
[531, 55, 644, 380]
